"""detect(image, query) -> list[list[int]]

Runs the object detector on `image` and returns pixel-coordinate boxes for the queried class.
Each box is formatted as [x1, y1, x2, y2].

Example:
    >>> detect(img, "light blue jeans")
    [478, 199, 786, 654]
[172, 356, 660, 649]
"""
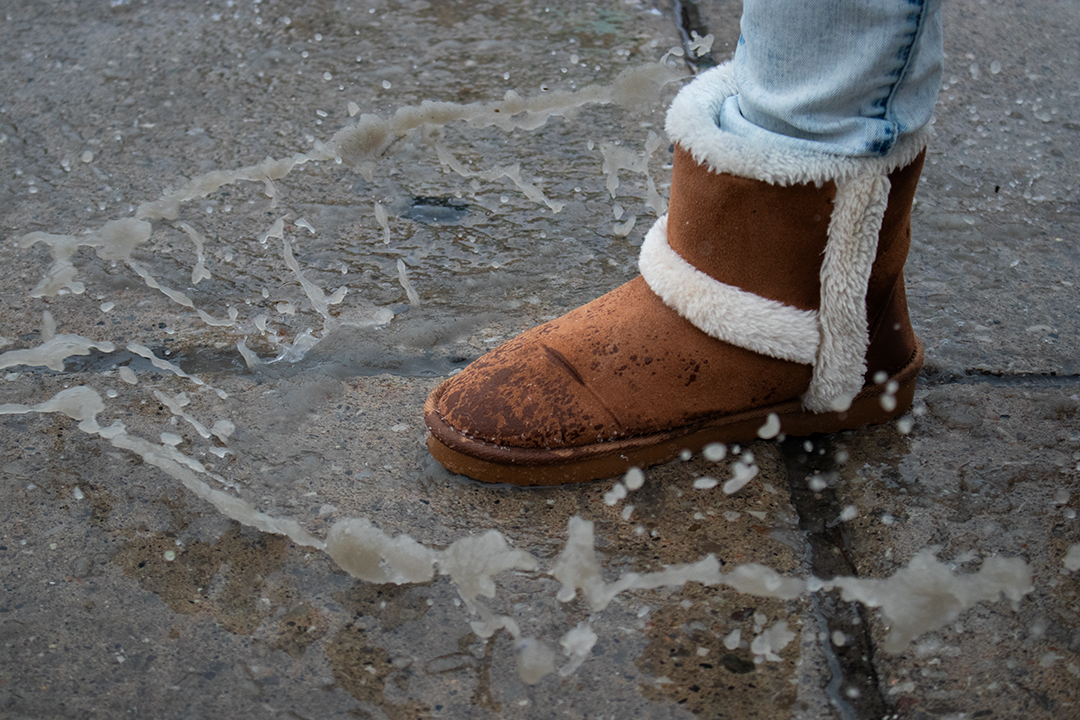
[719, 0, 943, 157]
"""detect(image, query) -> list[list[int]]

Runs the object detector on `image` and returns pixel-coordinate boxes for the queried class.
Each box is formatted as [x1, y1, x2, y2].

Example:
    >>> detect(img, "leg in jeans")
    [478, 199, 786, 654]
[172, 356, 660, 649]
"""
[722, 0, 943, 156]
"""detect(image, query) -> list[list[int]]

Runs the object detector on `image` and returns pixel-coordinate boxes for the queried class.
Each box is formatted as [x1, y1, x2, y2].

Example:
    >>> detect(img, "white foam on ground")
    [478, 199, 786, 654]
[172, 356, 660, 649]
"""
[16, 64, 685, 385]
[0, 330, 115, 372]
[751, 621, 796, 662]
[724, 461, 758, 494]
[558, 623, 598, 677]
[179, 222, 213, 284]
[281, 224, 347, 326]
[0, 385, 1041, 682]
[374, 201, 391, 244]
[1064, 544, 1080, 572]
[826, 549, 1033, 653]
[127, 343, 204, 386]
[397, 259, 421, 306]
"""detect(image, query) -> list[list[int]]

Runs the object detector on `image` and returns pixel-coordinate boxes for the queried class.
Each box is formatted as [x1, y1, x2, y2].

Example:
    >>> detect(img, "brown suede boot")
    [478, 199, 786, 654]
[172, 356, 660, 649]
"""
[424, 64, 930, 486]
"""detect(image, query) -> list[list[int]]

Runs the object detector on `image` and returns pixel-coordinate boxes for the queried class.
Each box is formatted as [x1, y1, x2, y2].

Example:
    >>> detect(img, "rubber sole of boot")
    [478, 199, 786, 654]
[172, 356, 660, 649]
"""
[424, 341, 923, 487]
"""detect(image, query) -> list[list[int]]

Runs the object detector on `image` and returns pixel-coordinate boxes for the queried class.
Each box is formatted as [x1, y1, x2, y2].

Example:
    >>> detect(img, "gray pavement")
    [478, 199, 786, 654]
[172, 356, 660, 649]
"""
[1, 1, 1078, 718]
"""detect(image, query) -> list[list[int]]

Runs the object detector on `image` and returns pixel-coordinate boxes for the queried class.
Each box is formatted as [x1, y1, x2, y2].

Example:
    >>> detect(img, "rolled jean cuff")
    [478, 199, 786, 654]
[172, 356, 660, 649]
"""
[723, 0, 943, 158]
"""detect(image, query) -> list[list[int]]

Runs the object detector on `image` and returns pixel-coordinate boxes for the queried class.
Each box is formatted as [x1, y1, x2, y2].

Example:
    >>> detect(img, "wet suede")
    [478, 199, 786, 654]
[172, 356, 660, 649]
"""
[430, 149, 925, 451]
[666, 144, 835, 312]
[435, 276, 811, 448]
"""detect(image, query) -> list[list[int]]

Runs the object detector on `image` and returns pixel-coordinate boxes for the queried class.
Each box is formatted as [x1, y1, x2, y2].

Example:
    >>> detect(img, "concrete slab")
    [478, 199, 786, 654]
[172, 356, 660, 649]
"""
[1, 1, 1077, 719]
[909, 0, 1080, 378]
[834, 381, 1080, 718]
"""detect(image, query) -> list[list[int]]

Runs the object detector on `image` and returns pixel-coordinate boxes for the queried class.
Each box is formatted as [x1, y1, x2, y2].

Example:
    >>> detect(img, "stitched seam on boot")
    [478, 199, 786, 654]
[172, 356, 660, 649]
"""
[541, 343, 627, 433]
[638, 217, 819, 365]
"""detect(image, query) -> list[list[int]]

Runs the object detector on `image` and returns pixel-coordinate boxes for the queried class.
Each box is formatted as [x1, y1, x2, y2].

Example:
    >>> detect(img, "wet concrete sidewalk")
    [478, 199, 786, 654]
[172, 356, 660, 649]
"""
[1, 1, 1078, 718]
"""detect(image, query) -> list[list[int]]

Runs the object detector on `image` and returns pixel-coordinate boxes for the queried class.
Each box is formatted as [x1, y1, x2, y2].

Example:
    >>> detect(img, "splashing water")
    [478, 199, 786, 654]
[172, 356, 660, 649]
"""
[0, 55, 1039, 686]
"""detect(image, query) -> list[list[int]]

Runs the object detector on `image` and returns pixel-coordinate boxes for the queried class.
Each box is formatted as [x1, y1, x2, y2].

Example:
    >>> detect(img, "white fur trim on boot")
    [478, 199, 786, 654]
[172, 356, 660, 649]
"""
[639, 218, 820, 365]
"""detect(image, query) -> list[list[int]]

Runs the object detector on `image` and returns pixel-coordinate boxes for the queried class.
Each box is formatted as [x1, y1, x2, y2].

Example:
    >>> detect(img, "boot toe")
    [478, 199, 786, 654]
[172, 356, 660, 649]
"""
[432, 335, 623, 450]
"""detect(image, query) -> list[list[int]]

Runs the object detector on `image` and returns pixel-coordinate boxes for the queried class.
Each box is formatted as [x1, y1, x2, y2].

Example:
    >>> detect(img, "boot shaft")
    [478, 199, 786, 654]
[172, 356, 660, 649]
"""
[652, 63, 929, 411]
[665, 144, 926, 386]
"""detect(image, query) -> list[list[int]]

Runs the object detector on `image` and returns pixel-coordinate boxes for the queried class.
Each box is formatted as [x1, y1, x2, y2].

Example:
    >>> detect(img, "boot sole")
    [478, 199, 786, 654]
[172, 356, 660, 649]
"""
[424, 340, 923, 487]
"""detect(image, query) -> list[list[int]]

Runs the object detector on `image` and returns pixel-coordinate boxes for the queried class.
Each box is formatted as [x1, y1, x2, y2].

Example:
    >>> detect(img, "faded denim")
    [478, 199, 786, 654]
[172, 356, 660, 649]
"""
[719, 0, 943, 157]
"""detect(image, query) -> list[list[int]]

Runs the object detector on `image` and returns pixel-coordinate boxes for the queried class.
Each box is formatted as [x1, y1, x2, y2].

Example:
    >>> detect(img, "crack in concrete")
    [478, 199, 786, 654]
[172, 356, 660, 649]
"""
[924, 370, 1080, 387]
[672, 0, 718, 72]
[779, 436, 890, 720]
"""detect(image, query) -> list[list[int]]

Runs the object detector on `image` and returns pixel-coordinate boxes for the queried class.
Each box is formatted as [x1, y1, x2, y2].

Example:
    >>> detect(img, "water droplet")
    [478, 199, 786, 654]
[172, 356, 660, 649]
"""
[757, 413, 781, 439]
[703, 443, 726, 462]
